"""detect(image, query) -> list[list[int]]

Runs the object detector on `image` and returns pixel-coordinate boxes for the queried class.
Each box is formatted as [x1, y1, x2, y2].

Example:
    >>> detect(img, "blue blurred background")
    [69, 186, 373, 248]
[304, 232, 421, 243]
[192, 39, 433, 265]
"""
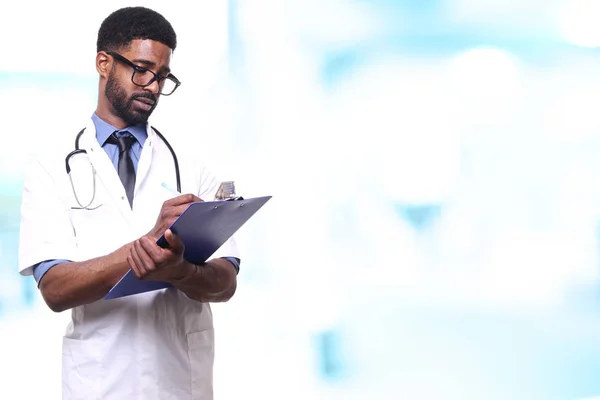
[4, 0, 600, 398]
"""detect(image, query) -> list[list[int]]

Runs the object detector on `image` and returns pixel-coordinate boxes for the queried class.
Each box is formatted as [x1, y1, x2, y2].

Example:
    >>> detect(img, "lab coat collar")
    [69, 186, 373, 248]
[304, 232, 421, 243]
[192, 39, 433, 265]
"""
[91, 113, 148, 148]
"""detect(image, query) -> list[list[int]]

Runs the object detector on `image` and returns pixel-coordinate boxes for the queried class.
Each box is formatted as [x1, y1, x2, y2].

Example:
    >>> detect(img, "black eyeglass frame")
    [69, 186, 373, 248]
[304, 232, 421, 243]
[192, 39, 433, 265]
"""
[106, 51, 181, 96]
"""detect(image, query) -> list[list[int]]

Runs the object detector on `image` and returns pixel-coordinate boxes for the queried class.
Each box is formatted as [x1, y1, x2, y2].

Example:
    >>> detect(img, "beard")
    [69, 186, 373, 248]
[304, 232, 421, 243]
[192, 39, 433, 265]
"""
[105, 70, 158, 126]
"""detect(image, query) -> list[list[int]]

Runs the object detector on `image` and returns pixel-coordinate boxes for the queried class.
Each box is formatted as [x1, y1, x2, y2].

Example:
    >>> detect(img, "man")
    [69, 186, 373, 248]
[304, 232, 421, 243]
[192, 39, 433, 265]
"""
[18, 7, 240, 399]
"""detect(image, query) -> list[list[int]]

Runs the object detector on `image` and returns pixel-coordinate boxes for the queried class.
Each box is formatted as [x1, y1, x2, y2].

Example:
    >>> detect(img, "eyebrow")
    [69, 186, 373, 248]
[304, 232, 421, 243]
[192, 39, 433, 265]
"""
[131, 58, 171, 74]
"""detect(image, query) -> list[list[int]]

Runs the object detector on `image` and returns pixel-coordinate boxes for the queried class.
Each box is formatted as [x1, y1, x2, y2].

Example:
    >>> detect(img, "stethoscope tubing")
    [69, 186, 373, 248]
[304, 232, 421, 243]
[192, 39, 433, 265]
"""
[65, 126, 181, 209]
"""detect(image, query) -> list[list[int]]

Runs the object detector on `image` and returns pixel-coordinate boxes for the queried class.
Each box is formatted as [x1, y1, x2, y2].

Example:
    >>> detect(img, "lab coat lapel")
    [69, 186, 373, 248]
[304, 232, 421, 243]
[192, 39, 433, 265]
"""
[80, 123, 134, 222]
[135, 124, 156, 195]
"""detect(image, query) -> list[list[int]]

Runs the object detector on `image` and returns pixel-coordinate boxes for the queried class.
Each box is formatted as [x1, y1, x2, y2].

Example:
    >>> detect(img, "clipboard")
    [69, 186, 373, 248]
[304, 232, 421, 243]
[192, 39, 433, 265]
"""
[104, 195, 272, 300]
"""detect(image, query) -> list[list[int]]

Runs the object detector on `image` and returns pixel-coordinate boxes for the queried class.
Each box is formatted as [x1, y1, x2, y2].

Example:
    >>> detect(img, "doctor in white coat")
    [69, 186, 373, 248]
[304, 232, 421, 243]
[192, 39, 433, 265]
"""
[18, 7, 240, 400]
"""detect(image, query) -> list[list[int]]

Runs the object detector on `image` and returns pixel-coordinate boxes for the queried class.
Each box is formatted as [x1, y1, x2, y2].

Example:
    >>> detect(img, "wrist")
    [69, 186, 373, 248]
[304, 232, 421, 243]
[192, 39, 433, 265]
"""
[205, 259, 237, 290]
[166, 261, 197, 284]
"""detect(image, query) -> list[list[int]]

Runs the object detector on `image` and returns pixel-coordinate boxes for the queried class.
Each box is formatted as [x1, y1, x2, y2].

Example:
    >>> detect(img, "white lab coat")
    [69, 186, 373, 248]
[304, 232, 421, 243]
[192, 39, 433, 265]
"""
[18, 119, 239, 400]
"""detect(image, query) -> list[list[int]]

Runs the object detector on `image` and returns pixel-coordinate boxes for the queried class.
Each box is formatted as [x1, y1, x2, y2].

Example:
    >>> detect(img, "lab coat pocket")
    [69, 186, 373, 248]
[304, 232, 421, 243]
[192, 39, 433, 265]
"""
[62, 337, 103, 400]
[187, 329, 215, 400]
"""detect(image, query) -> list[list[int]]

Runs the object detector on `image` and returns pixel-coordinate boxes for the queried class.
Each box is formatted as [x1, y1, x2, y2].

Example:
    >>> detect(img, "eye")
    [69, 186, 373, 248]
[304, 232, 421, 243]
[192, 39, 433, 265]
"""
[134, 65, 150, 73]
[134, 67, 154, 79]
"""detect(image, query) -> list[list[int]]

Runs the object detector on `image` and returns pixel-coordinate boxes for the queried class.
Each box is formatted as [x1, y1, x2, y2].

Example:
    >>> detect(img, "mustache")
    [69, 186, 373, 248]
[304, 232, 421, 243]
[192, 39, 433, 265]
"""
[131, 93, 157, 104]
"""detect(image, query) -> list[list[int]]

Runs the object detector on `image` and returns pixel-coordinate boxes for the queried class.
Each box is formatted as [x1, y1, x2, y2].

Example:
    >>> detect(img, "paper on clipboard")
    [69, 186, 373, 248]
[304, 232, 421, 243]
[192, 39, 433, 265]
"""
[104, 195, 272, 300]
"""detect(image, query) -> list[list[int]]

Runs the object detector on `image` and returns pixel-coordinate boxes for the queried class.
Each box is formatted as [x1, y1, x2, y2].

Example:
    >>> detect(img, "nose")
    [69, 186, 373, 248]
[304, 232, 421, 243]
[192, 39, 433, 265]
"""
[144, 78, 160, 95]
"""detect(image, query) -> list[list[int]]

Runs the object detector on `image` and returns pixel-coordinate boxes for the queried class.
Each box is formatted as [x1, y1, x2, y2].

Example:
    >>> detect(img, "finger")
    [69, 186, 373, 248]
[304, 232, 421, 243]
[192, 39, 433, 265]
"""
[139, 235, 166, 260]
[181, 193, 202, 203]
[139, 239, 158, 274]
[134, 239, 155, 276]
[127, 252, 142, 280]
[159, 203, 197, 229]
[164, 229, 185, 254]
[125, 244, 140, 279]
[170, 203, 195, 218]
[130, 241, 147, 278]
[140, 235, 180, 267]
[163, 193, 202, 207]
[153, 195, 202, 239]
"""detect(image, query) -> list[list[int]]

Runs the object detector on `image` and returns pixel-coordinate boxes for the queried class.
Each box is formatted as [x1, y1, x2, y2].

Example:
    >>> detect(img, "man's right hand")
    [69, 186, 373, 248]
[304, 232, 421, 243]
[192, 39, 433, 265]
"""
[148, 194, 203, 239]
[37, 194, 203, 313]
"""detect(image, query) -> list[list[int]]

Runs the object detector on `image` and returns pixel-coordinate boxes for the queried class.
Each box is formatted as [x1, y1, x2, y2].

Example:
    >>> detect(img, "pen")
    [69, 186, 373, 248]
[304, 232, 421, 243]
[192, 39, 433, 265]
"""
[161, 182, 181, 196]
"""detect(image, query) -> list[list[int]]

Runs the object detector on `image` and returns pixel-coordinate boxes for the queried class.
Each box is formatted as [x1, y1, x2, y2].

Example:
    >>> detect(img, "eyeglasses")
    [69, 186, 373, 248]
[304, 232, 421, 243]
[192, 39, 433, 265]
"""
[106, 51, 181, 96]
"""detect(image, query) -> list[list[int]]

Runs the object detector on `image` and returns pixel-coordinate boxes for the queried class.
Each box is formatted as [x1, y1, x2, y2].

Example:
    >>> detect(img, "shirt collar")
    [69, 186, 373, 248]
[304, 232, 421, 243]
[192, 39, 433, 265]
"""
[91, 113, 148, 147]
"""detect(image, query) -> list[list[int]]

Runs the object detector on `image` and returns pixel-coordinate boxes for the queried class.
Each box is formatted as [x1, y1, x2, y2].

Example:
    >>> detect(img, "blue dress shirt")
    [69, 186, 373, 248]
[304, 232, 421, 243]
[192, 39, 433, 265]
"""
[32, 113, 239, 285]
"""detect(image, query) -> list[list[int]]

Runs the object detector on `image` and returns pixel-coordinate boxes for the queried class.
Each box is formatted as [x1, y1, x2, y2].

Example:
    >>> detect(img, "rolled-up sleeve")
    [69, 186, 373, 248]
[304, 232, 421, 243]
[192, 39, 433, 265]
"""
[18, 156, 77, 277]
[32, 259, 71, 285]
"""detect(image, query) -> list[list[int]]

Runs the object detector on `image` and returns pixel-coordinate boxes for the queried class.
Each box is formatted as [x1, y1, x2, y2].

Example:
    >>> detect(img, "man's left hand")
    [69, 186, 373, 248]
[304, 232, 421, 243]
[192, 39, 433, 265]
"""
[128, 229, 189, 281]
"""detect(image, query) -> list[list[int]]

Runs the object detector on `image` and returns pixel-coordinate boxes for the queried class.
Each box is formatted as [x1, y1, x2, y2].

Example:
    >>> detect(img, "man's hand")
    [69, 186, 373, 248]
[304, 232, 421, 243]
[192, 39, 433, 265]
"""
[128, 229, 189, 281]
[127, 192, 237, 302]
[148, 194, 203, 239]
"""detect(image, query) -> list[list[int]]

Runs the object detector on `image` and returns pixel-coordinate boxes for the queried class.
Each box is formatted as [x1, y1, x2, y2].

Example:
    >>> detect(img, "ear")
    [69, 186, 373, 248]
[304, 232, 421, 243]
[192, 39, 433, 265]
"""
[96, 51, 111, 78]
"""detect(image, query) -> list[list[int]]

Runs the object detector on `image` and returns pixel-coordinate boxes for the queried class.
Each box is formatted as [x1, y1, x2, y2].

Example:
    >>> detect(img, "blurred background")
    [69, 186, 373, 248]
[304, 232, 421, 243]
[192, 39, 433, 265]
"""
[3, 0, 600, 398]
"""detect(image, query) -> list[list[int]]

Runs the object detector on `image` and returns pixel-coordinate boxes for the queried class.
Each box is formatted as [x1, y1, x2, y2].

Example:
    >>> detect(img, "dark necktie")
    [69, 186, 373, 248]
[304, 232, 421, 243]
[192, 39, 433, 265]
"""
[106, 132, 136, 207]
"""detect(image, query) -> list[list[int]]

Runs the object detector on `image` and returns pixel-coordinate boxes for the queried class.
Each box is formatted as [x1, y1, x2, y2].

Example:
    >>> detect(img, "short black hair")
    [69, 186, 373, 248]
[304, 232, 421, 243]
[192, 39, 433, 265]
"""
[96, 7, 177, 53]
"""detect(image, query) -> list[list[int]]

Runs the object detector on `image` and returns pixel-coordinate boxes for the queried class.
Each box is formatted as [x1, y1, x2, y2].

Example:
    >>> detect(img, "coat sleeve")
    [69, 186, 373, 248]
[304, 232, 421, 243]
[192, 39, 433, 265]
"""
[18, 156, 77, 276]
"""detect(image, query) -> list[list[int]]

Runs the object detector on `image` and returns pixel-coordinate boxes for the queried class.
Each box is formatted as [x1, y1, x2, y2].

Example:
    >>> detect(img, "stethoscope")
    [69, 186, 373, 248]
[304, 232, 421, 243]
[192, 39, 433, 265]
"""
[65, 127, 181, 210]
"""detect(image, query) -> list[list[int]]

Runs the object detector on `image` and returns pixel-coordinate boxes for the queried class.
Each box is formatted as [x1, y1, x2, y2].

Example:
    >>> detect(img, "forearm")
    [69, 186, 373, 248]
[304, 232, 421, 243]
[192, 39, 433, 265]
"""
[39, 243, 132, 312]
[169, 258, 237, 303]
